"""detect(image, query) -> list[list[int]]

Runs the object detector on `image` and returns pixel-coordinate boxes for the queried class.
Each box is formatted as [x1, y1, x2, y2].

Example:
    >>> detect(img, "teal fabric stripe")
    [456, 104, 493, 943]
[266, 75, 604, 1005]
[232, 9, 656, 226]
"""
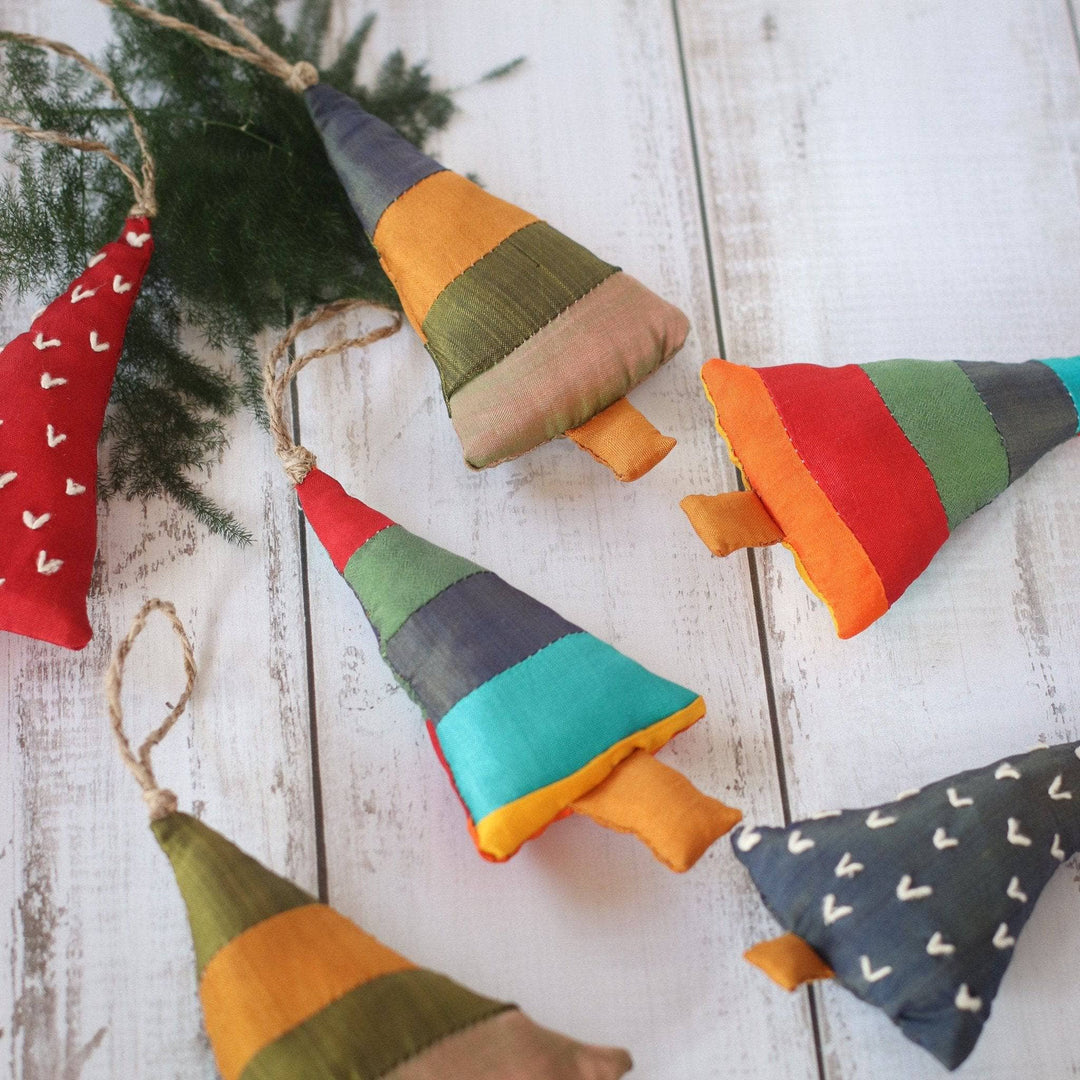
[1038, 356, 1080, 434]
[436, 632, 698, 823]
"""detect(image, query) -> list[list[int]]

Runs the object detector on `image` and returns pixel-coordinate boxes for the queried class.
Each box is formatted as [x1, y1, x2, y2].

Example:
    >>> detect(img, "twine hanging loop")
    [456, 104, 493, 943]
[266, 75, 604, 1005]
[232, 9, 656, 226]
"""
[263, 299, 402, 485]
[105, 599, 197, 820]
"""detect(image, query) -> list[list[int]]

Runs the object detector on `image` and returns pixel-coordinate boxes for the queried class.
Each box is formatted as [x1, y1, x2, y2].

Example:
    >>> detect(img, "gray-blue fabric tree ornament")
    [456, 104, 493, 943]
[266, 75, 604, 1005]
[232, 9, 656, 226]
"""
[732, 741, 1080, 1070]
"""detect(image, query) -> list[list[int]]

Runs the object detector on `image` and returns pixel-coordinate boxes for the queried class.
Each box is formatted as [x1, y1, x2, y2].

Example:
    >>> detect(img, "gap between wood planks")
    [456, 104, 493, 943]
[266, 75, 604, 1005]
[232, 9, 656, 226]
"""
[668, 1, 828, 1077]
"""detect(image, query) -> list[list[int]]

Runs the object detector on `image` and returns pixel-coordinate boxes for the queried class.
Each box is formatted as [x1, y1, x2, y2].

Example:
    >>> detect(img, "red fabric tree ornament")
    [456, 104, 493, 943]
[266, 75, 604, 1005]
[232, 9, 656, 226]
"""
[0, 32, 157, 649]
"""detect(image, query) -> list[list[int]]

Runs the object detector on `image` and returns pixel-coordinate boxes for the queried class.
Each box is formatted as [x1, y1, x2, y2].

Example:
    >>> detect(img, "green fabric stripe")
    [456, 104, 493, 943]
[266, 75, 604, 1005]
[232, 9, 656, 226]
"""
[152, 813, 313, 978]
[422, 221, 618, 401]
[343, 525, 483, 644]
[238, 968, 511, 1080]
[437, 632, 699, 823]
[860, 359, 1010, 529]
[1038, 356, 1080, 434]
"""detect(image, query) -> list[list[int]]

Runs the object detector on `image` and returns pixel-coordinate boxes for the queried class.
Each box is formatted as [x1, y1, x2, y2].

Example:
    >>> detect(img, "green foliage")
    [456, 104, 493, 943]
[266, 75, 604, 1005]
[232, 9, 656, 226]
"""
[0, 0, 463, 542]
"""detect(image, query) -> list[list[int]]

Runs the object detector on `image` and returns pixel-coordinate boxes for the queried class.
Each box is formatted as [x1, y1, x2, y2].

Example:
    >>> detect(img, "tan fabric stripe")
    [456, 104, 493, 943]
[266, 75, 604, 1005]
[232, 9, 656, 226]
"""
[372, 170, 537, 335]
[449, 271, 689, 469]
[382, 1008, 633, 1080]
[200, 903, 414, 1080]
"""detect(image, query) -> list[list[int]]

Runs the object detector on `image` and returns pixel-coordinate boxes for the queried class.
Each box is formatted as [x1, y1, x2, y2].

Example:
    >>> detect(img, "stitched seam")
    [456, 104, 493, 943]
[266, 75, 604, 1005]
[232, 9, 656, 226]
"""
[369, 165, 447, 236]
[954, 364, 1012, 482]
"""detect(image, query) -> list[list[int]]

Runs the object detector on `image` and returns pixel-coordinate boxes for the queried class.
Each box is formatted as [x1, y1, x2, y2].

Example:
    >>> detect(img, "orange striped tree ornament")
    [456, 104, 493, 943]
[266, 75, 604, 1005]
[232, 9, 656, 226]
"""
[262, 303, 740, 870]
[99, 0, 688, 481]
[0, 32, 156, 649]
[106, 599, 635, 1080]
[682, 356, 1080, 637]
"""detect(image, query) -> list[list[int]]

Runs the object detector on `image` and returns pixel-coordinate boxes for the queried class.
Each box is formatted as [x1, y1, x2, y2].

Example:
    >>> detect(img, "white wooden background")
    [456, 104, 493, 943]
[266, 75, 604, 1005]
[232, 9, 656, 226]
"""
[1, 1, 1079, 1077]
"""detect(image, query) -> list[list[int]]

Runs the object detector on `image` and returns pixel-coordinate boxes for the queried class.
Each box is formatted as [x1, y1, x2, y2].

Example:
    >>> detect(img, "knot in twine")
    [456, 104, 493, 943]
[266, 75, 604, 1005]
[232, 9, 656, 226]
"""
[286, 60, 319, 92]
[106, 599, 197, 822]
[263, 299, 402, 488]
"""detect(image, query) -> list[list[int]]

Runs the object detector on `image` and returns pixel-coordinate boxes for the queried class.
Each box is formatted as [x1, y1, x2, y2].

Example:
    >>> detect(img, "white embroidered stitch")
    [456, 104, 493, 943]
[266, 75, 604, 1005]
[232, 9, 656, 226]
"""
[1006, 819, 1032, 847]
[955, 985, 982, 1012]
[933, 827, 959, 850]
[0, 579, 5, 586]
[866, 809, 897, 829]
[835, 852, 863, 878]
[33, 333, 61, 350]
[810, 809, 842, 819]
[22, 511, 50, 530]
[1006, 876, 1028, 903]
[895, 788, 921, 801]
[926, 932, 956, 957]
[46, 425, 66, 448]
[70, 285, 97, 303]
[0, 472, 16, 489]
[860, 956, 892, 983]
[736, 828, 762, 852]
[125, 230, 151, 248]
[822, 894, 853, 925]
[39, 373, 67, 389]
[88, 252, 107, 268]
[89, 332, 110, 353]
[1076, 747, 1080, 761]
[65, 479, 86, 496]
[897, 875, 933, 901]
[947, 787, 973, 808]
[112, 275, 133, 294]
[995, 763, 1021, 781]
[1029, 743, 1050, 752]
[36, 550, 62, 575]
[31, 306, 46, 322]
[1048, 775, 1072, 800]
[788, 830, 814, 854]
[1051, 834, 1065, 861]
[993, 923, 1016, 950]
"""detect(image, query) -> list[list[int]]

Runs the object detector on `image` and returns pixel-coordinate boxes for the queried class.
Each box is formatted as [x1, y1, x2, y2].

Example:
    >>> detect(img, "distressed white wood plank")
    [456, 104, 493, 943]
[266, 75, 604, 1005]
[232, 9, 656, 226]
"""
[682, 1, 1080, 1076]
[0, 5, 317, 1078]
[297, 1, 818, 1077]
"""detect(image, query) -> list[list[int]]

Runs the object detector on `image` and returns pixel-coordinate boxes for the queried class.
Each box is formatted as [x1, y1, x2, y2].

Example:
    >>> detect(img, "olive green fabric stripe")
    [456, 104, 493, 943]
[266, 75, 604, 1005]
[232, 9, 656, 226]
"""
[238, 968, 512, 1080]
[152, 813, 314, 979]
[860, 359, 1010, 530]
[422, 220, 618, 401]
[342, 525, 484, 645]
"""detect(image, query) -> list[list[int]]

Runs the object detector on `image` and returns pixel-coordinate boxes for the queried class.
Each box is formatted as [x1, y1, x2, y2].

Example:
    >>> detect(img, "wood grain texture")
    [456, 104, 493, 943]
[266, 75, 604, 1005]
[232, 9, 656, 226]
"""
[295, 2, 812, 1077]
[680, 0, 1080, 1075]
[0, 6, 317, 1079]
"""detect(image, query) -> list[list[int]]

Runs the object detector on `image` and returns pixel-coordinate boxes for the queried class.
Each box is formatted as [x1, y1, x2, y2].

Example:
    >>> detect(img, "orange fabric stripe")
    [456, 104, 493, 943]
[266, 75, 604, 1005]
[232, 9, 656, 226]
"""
[679, 491, 784, 555]
[199, 903, 414, 1080]
[565, 398, 676, 481]
[701, 359, 888, 638]
[372, 171, 537, 336]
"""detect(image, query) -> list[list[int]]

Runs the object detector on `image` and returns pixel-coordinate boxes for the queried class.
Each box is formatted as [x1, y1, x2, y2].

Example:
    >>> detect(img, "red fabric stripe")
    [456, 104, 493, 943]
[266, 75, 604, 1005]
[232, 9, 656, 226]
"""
[757, 364, 948, 604]
[296, 468, 395, 573]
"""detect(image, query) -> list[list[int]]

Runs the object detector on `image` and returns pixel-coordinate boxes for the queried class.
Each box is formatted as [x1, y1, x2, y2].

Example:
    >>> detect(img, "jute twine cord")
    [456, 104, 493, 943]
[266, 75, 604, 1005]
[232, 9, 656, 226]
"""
[0, 30, 157, 217]
[263, 299, 403, 485]
[105, 599, 197, 821]
[98, 0, 319, 93]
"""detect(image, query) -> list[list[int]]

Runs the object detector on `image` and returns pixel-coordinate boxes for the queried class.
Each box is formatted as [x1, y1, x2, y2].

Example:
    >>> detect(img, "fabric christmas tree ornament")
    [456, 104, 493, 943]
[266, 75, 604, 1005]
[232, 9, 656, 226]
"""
[263, 302, 740, 869]
[102, 0, 688, 481]
[106, 599, 635, 1080]
[731, 741, 1080, 1071]
[0, 32, 157, 649]
[681, 356, 1080, 638]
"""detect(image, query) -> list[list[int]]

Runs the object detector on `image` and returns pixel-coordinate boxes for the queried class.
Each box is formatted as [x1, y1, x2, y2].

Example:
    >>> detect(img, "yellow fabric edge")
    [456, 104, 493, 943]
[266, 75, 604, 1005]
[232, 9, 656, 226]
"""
[472, 696, 706, 861]
[698, 363, 886, 639]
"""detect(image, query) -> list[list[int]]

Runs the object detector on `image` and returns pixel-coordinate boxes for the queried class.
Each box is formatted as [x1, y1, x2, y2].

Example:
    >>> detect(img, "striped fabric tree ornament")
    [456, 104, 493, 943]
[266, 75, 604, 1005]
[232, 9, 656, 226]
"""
[106, 600, 635, 1080]
[681, 356, 1080, 637]
[731, 740, 1080, 1071]
[0, 32, 157, 649]
[264, 303, 741, 870]
[102, 0, 689, 482]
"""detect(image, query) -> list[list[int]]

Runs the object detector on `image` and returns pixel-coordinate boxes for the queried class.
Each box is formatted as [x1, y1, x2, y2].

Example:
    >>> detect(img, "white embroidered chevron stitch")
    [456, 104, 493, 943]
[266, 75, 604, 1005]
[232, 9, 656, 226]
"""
[35, 551, 62, 575]
[926, 932, 955, 957]
[992, 924, 1016, 950]
[860, 956, 892, 983]
[1048, 775, 1072, 800]
[46, 425, 66, 448]
[954, 985, 981, 1013]
[22, 511, 50, 530]
[932, 827, 959, 850]
[835, 852, 863, 878]
[1006, 818, 1032, 847]
[865, 809, 896, 829]
[70, 285, 97, 303]
[787, 830, 814, 854]
[1005, 877, 1027, 903]
[736, 827, 762, 852]
[896, 874, 933, 901]
[112, 275, 133, 294]
[33, 333, 61, 350]
[995, 762, 1021, 781]
[0, 472, 16, 489]
[39, 373, 67, 389]
[1051, 834, 1065, 861]
[65, 479, 86, 496]
[947, 787, 973, 808]
[89, 332, 110, 353]
[822, 894, 853, 925]
[87, 252, 107, 268]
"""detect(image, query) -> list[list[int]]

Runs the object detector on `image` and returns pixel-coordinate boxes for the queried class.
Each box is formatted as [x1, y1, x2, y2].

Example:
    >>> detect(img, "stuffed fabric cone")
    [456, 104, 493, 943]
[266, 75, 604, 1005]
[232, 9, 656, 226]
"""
[731, 741, 1080, 1070]
[305, 84, 688, 480]
[0, 218, 153, 648]
[682, 356, 1080, 637]
[153, 810, 634, 1080]
[297, 466, 739, 868]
